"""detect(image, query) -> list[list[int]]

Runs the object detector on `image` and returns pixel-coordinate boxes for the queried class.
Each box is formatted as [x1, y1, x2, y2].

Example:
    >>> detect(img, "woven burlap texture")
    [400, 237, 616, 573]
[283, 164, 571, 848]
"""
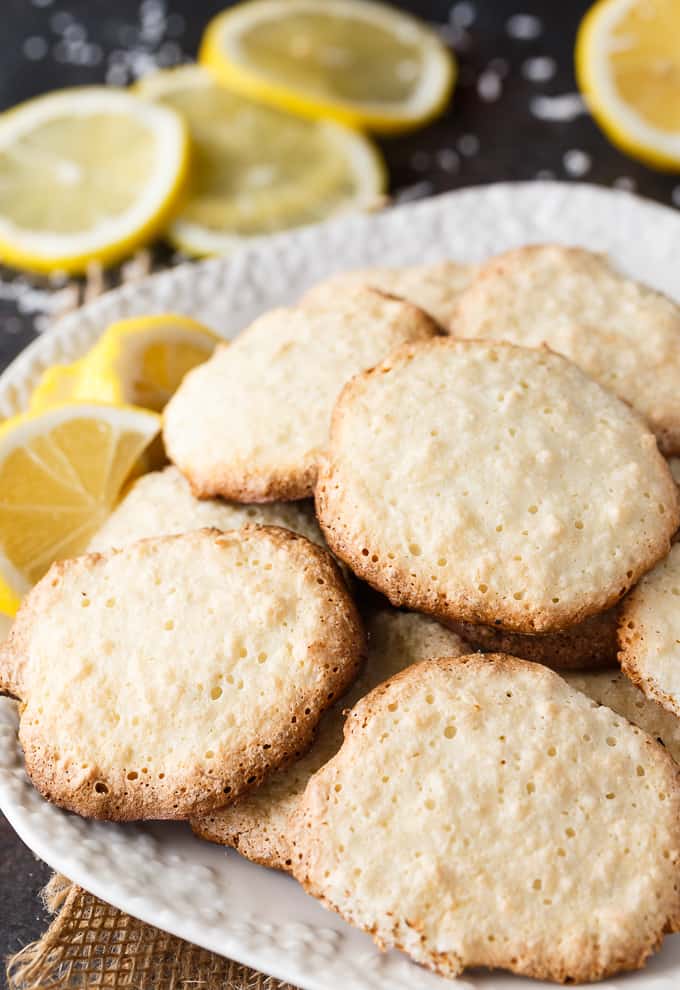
[6, 874, 298, 990]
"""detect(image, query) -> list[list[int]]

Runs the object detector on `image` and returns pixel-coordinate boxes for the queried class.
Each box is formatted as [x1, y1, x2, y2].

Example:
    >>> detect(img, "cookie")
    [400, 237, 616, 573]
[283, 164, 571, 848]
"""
[317, 338, 679, 633]
[452, 244, 680, 454]
[164, 288, 437, 502]
[566, 669, 680, 764]
[89, 466, 325, 552]
[290, 654, 680, 983]
[448, 605, 618, 670]
[302, 261, 476, 328]
[619, 542, 680, 717]
[191, 609, 468, 870]
[0, 527, 364, 820]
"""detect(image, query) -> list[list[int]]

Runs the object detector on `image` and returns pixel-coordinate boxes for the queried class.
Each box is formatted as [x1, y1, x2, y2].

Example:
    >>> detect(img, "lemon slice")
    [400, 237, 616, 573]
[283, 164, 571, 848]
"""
[77, 314, 220, 411]
[199, 0, 454, 134]
[136, 66, 385, 257]
[576, 0, 680, 170]
[0, 87, 188, 275]
[30, 315, 218, 414]
[0, 403, 160, 615]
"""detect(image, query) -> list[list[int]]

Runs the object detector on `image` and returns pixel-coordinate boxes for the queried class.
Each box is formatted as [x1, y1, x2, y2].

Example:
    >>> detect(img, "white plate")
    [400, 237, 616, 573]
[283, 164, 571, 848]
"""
[1, 182, 680, 990]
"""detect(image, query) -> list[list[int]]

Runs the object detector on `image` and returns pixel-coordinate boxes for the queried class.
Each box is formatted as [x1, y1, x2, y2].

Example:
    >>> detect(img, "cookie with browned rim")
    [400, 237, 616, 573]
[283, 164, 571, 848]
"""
[0, 527, 364, 821]
[619, 542, 680, 717]
[453, 244, 680, 454]
[164, 287, 437, 502]
[448, 606, 618, 670]
[316, 338, 678, 633]
[290, 654, 680, 983]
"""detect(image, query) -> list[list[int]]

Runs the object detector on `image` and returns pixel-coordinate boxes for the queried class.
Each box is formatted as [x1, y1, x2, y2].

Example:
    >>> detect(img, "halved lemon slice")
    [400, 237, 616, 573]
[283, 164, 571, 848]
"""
[0, 403, 160, 615]
[0, 87, 188, 274]
[576, 0, 680, 170]
[136, 65, 385, 257]
[30, 315, 218, 414]
[76, 314, 220, 411]
[200, 0, 455, 134]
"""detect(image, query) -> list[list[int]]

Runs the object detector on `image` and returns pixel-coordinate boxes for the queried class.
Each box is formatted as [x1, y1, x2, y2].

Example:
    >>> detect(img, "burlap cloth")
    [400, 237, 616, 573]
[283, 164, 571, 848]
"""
[6, 873, 298, 989]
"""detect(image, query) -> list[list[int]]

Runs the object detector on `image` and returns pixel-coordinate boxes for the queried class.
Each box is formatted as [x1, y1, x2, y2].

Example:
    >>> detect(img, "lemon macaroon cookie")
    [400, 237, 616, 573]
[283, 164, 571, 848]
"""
[0, 527, 364, 820]
[619, 542, 680, 717]
[164, 287, 438, 502]
[191, 609, 469, 870]
[566, 668, 680, 764]
[289, 654, 680, 982]
[89, 466, 326, 552]
[452, 244, 680, 455]
[316, 338, 679, 633]
[302, 260, 477, 329]
[449, 605, 619, 670]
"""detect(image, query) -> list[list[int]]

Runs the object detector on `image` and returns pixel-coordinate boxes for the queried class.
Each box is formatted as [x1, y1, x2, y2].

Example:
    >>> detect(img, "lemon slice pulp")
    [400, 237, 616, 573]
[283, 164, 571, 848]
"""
[136, 65, 385, 257]
[0, 403, 160, 615]
[199, 0, 454, 133]
[0, 87, 188, 274]
[576, 0, 680, 169]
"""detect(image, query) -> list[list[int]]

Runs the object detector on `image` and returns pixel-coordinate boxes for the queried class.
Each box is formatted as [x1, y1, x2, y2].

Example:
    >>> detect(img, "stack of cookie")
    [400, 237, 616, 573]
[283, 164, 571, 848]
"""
[3, 246, 680, 985]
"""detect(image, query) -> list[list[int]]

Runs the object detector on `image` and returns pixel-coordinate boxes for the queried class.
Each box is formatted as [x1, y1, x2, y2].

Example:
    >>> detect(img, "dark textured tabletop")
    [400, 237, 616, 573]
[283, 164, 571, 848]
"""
[1, 0, 679, 968]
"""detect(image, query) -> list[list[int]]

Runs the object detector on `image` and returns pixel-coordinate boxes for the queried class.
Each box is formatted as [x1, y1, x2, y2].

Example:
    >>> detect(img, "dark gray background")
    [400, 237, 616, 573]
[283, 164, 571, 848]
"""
[1, 0, 679, 969]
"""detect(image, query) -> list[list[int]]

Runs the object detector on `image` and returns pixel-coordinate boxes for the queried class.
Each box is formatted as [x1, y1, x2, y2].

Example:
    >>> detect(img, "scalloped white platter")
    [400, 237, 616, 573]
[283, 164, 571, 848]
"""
[1, 182, 680, 990]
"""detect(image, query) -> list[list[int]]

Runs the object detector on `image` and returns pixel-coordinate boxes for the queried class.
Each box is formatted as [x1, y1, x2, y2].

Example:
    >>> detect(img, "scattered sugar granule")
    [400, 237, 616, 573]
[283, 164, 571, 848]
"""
[506, 13, 542, 39]
[563, 149, 591, 177]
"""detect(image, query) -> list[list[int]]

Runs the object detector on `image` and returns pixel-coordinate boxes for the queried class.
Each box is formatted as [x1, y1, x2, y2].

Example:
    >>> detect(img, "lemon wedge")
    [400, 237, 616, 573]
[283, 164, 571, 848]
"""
[136, 65, 385, 257]
[576, 0, 680, 170]
[0, 403, 160, 615]
[199, 0, 454, 134]
[0, 87, 188, 274]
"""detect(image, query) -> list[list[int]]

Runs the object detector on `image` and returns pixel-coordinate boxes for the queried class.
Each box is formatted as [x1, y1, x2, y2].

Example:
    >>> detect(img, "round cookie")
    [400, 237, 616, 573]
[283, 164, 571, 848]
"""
[191, 609, 469, 870]
[290, 654, 680, 983]
[619, 542, 680, 717]
[302, 260, 476, 328]
[452, 244, 680, 454]
[0, 527, 364, 820]
[89, 466, 325, 552]
[566, 669, 680, 764]
[448, 605, 618, 670]
[317, 338, 679, 633]
[164, 287, 437, 502]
